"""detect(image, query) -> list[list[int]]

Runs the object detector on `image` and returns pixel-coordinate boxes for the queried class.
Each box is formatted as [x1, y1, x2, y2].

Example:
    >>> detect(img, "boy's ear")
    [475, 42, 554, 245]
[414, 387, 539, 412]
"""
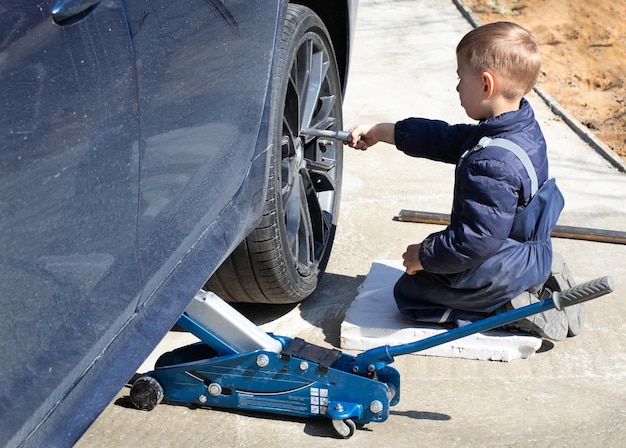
[482, 71, 495, 98]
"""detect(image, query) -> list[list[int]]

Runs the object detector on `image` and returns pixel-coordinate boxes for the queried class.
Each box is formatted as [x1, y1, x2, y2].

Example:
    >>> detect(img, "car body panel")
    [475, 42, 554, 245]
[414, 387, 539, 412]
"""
[0, 0, 357, 446]
[126, 0, 280, 303]
[0, 2, 141, 445]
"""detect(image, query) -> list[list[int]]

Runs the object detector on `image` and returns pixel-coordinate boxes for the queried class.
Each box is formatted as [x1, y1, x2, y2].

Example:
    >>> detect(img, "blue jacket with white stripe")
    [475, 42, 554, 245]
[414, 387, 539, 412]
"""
[394, 98, 551, 277]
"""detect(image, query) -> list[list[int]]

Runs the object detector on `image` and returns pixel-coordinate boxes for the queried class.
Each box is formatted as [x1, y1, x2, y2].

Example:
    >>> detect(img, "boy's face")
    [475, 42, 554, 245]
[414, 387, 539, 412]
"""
[456, 55, 488, 121]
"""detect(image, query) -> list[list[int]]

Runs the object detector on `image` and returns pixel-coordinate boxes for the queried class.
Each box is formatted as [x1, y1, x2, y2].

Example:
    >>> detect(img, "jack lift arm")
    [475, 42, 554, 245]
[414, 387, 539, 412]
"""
[129, 276, 614, 439]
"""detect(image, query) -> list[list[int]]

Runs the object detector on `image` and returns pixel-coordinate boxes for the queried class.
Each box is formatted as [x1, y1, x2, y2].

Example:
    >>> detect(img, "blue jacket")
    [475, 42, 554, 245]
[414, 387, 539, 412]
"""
[394, 98, 549, 276]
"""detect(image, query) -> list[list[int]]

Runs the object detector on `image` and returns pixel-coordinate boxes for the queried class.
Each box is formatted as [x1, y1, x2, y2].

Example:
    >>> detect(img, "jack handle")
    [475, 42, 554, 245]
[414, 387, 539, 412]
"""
[553, 275, 614, 310]
[347, 276, 615, 373]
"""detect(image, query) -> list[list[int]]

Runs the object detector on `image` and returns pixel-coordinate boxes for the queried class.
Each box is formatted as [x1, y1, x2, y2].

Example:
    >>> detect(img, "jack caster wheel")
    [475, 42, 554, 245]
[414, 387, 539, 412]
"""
[130, 376, 164, 411]
[331, 418, 356, 439]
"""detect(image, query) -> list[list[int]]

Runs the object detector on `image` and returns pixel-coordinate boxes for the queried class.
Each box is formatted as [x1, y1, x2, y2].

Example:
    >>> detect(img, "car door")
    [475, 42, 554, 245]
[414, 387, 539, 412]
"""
[123, 0, 281, 303]
[0, 1, 140, 445]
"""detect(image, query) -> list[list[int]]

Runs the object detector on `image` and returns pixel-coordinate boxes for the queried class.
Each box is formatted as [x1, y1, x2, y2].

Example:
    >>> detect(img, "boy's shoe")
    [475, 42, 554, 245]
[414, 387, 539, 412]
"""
[501, 290, 568, 341]
[563, 302, 585, 336]
[545, 252, 584, 336]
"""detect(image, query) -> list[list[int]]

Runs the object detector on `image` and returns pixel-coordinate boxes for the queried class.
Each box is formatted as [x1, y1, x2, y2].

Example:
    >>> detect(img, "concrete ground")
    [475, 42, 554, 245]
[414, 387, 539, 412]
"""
[78, 1, 626, 447]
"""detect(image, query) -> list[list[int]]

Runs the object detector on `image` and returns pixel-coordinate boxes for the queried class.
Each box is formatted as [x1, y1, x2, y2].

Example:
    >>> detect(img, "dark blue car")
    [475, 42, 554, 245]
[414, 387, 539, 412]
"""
[0, 1, 357, 445]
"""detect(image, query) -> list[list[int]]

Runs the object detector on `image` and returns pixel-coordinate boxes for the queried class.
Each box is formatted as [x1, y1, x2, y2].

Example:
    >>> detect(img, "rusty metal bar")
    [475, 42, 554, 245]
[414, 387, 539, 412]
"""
[396, 209, 626, 245]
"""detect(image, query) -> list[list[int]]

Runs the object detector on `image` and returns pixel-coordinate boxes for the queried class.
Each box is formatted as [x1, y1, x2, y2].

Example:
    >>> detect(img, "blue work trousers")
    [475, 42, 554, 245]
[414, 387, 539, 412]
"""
[394, 178, 564, 323]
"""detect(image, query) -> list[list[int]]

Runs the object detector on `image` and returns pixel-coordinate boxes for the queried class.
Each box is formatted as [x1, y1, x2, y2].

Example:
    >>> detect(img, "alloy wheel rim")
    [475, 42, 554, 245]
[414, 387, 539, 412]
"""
[280, 32, 340, 275]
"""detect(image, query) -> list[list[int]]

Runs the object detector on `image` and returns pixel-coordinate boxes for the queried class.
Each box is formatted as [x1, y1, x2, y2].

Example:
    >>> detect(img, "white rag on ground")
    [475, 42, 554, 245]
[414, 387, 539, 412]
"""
[340, 260, 542, 362]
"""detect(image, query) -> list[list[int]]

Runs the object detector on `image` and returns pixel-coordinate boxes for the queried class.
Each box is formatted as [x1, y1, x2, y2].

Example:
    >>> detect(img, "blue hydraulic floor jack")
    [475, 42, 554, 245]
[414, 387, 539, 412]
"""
[130, 276, 614, 439]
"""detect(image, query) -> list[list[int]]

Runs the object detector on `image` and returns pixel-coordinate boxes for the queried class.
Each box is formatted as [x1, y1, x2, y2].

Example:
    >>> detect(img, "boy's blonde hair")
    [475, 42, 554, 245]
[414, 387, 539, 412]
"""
[456, 22, 541, 100]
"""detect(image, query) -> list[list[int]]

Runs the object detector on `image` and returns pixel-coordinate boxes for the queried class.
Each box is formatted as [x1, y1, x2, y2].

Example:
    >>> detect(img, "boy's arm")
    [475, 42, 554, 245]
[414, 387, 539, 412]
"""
[395, 118, 475, 163]
[347, 119, 475, 163]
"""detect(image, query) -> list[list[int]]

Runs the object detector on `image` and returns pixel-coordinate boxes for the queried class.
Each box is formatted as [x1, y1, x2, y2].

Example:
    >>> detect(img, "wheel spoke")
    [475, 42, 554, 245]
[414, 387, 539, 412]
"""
[305, 94, 337, 137]
[299, 44, 328, 131]
[283, 163, 301, 251]
[300, 167, 330, 260]
[297, 173, 316, 269]
[284, 79, 299, 144]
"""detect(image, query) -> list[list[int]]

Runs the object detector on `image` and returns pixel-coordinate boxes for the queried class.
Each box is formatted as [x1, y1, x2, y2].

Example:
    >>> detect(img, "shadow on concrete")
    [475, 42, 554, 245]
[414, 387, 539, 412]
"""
[231, 272, 365, 347]
[390, 409, 451, 421]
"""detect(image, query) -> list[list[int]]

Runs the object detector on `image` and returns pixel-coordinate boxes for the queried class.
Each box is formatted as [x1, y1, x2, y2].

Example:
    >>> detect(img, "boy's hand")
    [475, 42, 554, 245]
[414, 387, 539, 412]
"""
[402, 243, 424, 275]
[345, 123, 395, 150]
[346, 124, 376, 150]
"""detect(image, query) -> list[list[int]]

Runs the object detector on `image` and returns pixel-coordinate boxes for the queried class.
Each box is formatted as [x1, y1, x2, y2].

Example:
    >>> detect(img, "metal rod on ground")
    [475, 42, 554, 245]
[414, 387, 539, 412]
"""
[395, 209, 626, 245]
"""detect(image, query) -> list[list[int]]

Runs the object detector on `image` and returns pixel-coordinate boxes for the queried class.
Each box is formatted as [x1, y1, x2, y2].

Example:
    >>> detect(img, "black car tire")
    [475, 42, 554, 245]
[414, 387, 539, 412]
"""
[205, 5, 343, 303]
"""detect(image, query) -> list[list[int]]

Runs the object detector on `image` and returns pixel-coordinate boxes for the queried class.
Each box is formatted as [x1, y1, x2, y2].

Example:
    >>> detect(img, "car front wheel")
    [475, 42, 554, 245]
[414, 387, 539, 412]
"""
[205, 4, 343, 304]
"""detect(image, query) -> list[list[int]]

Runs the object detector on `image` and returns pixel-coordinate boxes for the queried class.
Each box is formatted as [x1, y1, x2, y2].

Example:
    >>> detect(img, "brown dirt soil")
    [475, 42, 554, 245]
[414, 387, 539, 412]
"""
[460, 0, 626, 160]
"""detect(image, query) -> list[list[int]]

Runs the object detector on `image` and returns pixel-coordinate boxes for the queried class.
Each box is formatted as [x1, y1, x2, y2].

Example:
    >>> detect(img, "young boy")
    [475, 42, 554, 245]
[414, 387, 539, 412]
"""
[347, 22, 577, 341]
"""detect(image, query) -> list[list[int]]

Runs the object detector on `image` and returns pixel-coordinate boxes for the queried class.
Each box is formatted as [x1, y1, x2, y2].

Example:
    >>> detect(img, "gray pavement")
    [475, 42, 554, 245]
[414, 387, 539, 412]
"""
[78, 1, 626, 446]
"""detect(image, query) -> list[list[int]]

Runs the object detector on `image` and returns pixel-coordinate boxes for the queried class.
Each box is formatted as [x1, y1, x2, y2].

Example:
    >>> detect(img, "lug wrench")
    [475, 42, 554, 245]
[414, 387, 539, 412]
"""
[301, 128, 353, 144]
